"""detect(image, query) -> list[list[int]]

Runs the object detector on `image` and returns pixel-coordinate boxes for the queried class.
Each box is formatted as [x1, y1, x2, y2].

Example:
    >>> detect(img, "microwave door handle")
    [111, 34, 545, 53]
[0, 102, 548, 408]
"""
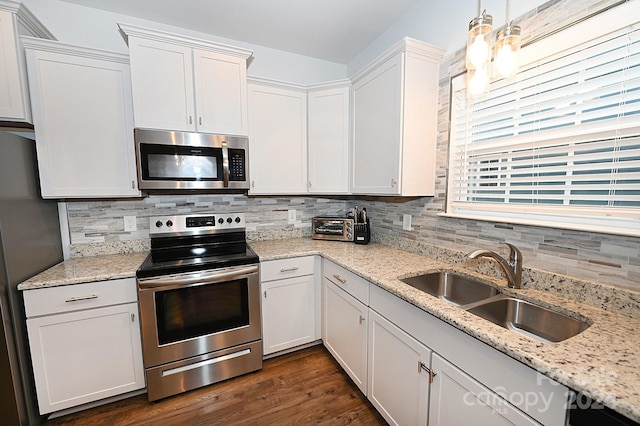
[222, 141, 230, 187]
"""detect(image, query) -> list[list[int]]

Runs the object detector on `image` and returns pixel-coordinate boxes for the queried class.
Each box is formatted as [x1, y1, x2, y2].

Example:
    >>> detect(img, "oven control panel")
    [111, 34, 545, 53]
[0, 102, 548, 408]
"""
[149, 213, 246, 236]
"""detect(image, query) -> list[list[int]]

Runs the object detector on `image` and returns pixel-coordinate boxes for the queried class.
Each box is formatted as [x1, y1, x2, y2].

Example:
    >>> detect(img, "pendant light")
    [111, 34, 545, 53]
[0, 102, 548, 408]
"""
[494, 0, 521, 79]
[466, 7, 493, 69]
[466, 1, 493, 98]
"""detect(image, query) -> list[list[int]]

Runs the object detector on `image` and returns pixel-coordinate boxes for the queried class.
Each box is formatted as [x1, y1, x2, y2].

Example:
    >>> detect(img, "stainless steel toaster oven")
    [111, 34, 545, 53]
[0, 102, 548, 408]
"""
[311, 216, 354, 242]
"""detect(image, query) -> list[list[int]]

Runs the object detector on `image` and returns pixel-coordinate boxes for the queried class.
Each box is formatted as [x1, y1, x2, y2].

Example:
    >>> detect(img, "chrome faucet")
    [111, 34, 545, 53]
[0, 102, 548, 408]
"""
[466, 243, 523, 289]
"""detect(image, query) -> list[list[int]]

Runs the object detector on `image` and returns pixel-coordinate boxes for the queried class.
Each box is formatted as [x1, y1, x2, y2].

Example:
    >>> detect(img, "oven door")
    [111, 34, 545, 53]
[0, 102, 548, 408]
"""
[137, 264, 261, 368]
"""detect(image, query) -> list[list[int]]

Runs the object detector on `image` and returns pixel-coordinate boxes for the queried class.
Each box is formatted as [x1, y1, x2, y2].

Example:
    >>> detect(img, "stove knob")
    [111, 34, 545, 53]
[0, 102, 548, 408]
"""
[226, 217, 233, 224]
[235, 216, 241, 223]
[218, 218, 224, 224]
[155, 220, 163, 228]
[166, 220, 173, 227]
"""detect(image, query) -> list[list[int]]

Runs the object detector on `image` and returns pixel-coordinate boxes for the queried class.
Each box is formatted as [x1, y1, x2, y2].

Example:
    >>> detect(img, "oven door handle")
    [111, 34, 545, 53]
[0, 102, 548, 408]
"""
[138, 265, 258, 289]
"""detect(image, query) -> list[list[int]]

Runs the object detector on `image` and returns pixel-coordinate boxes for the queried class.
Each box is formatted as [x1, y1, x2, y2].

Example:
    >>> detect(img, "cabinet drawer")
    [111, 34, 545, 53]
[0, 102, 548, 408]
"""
[23, 278, 138, 318]
[323, 260, 369, 305]
[261, 256, 315, 282]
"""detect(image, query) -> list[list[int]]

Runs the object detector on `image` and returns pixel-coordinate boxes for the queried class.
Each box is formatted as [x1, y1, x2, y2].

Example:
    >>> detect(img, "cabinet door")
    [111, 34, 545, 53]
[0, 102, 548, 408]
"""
[194, 49, 247, 136]
[247, 82, 307, 194]
[262, 274, 316, 355]
[351, 52, 403, 195]
[128, 37, 195, 132]
[367, 310, 431, 426]
[25, 44, 140, 198]
[322, 277, 368, 393]
[26, 303, 145, 414]
[0, 10, 29, 122]
[429, 353, 540, 426]
[307, 85, 350, 194]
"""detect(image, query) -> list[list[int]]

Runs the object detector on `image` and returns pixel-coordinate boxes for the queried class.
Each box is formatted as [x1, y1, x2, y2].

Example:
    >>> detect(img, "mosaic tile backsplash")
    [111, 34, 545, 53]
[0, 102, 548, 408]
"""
[65, 0, 639, 293]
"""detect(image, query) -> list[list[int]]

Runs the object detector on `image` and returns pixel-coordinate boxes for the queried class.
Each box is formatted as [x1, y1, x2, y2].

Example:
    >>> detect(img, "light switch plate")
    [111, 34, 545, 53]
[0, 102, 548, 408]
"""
[124, 215, 137, 232]
[403, 214, 412, 231]
[288, 209, 296, 223]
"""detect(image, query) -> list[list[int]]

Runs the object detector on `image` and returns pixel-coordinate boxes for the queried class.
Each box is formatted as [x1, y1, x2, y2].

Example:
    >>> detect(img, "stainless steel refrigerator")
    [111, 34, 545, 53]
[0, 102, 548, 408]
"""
[0, 131, 63, 425]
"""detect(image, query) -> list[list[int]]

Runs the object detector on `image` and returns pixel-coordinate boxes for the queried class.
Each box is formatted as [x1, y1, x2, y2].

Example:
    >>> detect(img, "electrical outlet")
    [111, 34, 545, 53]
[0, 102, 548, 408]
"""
[288, 209, 296, 223]
[124, 215, 137, 232]
[403, 214, 412, 231]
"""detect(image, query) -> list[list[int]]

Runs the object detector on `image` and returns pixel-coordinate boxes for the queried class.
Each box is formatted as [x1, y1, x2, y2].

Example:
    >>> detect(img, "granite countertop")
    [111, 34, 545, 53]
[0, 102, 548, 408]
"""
[16, 239, 640, 422]
[17, 251, 149, 290]
[250, 238, 640, 423]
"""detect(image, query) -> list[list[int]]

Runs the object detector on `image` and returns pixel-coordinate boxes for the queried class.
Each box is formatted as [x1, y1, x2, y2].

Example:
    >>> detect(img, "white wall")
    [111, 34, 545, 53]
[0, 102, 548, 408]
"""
[22, 0, 348, 84]
[347, 0, 549, 75]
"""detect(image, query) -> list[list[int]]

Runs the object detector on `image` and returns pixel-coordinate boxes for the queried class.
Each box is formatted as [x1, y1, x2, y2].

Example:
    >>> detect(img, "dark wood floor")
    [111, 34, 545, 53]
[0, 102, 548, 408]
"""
[44, 345, 387, 425]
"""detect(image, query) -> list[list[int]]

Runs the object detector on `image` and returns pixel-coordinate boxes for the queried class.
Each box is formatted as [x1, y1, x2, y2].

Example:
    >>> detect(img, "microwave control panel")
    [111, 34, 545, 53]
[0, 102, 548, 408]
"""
[228, 149, 246, 181]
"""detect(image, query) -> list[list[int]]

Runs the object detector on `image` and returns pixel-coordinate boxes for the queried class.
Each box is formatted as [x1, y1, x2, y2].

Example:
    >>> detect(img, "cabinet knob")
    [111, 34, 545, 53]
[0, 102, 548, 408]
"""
[199, 116, 203, 125]
[391, 178, 397, 187]
[189, 116, 193, 124]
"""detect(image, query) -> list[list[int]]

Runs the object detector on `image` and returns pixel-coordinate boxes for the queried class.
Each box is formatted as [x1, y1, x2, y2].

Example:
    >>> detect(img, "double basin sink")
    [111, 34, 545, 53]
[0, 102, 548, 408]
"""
[399, 271, 590, 343]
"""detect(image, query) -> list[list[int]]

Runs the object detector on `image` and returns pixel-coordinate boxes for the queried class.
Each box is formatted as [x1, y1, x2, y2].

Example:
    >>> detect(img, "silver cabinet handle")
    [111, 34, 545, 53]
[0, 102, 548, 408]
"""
[264, 290, 267, 298]
[65, 294, 98, 303]
[418, 361, 437, 383]
[332, 274, 347, 284]
[359, 315, 365, 325]
[199, 116, 203, 125]
[189, 115, 193, 124]
[391, 178, 397, 187]
[280, 266, 299, 273]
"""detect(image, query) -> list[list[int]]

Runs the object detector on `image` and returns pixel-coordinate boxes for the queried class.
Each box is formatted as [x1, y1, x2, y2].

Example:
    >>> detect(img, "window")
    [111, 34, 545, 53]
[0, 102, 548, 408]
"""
[446, 3, 640, 237]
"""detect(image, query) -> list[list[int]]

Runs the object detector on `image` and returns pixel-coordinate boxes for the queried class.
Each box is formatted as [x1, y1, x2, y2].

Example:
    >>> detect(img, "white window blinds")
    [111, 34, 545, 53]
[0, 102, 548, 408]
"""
[447, 8, 640, 237]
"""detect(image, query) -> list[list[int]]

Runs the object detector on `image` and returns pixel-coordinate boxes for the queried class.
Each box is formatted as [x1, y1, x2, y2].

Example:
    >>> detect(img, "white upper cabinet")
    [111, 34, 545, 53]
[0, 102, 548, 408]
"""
[307, 81, 350, 194]
[247, 78, 308, 194]
[351, 37, 444, 196]
[23, 38, 140, 198]
[0, 1, 53, 123]
[119, 24, 252, 136]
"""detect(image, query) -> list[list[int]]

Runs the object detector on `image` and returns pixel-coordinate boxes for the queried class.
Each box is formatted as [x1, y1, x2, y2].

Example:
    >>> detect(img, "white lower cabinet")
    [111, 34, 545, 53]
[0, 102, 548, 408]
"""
[260, 256, 318, 356]
[262, 275, 315, 355]
[429, 353, 539, 426]
[367, 309, 431, 426]
[24, 279, 144, 414]
[322, 277, 368, 393]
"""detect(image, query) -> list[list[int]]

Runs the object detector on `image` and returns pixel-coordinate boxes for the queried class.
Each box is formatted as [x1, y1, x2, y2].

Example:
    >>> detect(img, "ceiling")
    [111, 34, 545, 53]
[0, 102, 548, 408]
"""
[59, 0, 425, 64]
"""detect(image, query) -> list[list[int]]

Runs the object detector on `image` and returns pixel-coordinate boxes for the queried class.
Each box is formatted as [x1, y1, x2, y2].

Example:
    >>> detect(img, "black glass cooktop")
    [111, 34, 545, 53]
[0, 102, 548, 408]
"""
[136, 231, 259, 279]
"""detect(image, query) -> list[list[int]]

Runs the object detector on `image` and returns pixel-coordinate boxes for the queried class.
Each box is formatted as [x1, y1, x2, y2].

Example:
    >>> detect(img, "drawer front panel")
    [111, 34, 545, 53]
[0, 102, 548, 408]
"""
[23, 278, 137, 318]
[260, 256, 315, 282]
[323, 259, 369, 305]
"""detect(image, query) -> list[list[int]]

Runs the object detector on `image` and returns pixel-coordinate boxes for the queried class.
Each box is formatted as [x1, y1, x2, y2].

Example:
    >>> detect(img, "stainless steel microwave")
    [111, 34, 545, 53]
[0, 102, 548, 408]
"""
[135, 128, 249, 190]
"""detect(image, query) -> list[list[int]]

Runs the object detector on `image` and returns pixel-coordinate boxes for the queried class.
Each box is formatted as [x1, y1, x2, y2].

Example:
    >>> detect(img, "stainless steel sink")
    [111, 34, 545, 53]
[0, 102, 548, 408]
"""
[465, 295, 590, 343]
[399, 271, 499, 306]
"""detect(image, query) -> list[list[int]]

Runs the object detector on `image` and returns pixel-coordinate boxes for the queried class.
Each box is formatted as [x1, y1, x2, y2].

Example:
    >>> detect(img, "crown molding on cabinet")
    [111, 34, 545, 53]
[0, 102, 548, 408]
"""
[0, 0, 55, 39]
[117, 22, 253, 60]
[21, 36, 129, 64]
[351, 36, 444, 84]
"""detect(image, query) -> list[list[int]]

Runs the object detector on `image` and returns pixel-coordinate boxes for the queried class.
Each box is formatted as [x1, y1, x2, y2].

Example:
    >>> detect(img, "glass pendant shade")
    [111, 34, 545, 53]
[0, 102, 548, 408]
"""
[467, 65, 490, 99]
[466, 12, 493, 70]
[494, 24, 521, 79]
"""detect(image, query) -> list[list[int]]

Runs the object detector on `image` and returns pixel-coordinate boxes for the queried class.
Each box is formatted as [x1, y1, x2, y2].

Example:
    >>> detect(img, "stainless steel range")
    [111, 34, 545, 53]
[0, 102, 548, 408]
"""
[136, 212, 261, 401]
